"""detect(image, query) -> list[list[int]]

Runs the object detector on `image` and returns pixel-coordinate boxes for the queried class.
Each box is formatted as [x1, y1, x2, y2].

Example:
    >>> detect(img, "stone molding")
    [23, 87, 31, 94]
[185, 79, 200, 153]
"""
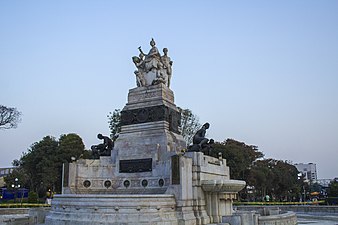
[126, 84, 175, 109]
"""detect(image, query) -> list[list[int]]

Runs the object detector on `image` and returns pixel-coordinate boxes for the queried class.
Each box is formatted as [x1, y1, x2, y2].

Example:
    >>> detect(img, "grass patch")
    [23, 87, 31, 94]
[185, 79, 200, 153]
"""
[0, 203, 50, 208]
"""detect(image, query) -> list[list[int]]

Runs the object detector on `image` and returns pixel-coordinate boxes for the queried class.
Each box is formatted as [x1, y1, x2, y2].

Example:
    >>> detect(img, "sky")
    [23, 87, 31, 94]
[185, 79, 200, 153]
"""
[0, 1, 337, 179]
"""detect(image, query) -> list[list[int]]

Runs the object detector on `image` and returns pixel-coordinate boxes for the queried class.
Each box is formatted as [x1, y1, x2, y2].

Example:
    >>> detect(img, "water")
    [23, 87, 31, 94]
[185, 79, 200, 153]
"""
[298, 218, 338, 225]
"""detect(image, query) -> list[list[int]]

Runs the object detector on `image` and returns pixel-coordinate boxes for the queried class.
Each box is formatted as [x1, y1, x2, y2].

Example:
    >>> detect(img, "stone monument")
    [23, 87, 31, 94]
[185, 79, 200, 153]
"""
[45, 39, 245, 225]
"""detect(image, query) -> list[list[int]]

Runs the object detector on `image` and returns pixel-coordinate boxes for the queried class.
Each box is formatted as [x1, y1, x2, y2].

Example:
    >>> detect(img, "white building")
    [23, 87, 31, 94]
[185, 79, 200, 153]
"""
[316, 179, 333, 188]
[294, 163, 317, 182]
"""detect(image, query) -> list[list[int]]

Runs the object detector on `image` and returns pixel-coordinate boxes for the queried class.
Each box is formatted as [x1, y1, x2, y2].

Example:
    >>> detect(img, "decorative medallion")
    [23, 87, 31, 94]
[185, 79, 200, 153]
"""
[83, 180, 91, 188]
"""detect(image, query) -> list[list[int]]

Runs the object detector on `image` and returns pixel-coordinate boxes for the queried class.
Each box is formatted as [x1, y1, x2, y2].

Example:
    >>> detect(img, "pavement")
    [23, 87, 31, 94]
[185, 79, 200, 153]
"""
[297, 212, 338, 222]
[0, 213, 30, 224]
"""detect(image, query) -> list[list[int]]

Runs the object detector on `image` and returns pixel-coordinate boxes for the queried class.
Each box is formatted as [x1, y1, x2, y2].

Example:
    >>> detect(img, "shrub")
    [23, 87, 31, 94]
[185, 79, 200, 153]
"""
[28, 191, 38, 203]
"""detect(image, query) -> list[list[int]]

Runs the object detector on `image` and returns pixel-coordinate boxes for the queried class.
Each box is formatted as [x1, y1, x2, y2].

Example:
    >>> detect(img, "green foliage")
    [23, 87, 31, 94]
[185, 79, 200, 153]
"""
[328, 180, 338, 197]
[4, 166, 30, 191]
[58, 133, 85, 163]
[20, 136, 59, 193]
[107, 109, 121, 141]
[309, 182, 322, 193]
[247, 159, 300, 201]
[178, 107, 201, 146]
[28, 191, 38, 203]
[13, 134, 85, 194]
[211, 139, 264, 180]
[82, 149, 94, 159]
[209, 139, 301, 201]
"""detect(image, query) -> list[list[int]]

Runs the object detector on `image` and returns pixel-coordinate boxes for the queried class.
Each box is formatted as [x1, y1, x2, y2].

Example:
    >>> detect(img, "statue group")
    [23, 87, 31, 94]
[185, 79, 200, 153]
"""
[132, 38, 173, 88]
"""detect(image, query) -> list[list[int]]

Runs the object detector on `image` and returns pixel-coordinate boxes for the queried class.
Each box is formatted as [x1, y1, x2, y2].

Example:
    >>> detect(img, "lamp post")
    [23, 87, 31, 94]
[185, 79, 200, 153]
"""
[297, 173, 305, 202]
[11, 178, 21, 203]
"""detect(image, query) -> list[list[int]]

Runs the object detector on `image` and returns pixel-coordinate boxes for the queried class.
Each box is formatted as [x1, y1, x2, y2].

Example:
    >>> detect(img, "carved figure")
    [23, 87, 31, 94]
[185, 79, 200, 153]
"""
[138, 38, 163, 73]
[188, 123, 214, 154]
[161, 48, 173, 87]
[193, 123, 210, 147]
[132, 39, 173, 88]
[132, 56, 146, 87]
[91, 134, 114, 158]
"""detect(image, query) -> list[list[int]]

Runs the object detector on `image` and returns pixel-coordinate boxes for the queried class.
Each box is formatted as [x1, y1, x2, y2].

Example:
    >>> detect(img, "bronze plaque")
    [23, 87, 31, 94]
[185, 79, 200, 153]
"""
[171, 155, 180, 184]
[119, 158, 152, 173]
[63, 163, 69, 187]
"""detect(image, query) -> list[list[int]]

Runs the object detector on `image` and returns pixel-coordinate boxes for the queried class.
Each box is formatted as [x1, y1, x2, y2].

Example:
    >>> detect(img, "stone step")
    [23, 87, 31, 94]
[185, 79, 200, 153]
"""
[207, 223, 230, 225]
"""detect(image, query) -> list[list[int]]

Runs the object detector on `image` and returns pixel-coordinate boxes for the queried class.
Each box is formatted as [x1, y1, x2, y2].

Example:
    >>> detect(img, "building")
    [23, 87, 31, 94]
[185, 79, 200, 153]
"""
[316, 179, 333, 188]
[0, 167, 14, 188]
[294, 163, 317, 182]
[0, 167, 14, 178]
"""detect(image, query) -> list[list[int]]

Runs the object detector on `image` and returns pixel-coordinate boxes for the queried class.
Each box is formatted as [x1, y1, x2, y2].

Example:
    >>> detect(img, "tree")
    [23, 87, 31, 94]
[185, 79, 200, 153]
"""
[246, 160, 272, 200]
[4, 165, 30, 191]
[328, 180, 338, 197]
[12, 134, 86, 195]
[209, 139, 266, 201]
[107, 109, 121, 141]
[58, 133, 85, 163]
[178, 107, 201, 146]
[0, 105, 22, 129]
[211, 139, 264, 180]
[20, 136, 59, 194]
[247, 159, 301, 201]
[107, 107, 201, 145]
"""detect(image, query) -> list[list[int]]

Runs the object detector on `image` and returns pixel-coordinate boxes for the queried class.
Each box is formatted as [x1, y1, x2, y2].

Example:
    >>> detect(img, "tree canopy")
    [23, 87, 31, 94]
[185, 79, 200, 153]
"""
[0, 105, 22, 129]
[209, 139, 302, 201]
[328, 179, 338, 197]
[107, 109, 121, 141]
[5, 134, 86, 195]
[246, 159, 300, 201]
[211, 139, 264, 180]
[178, 107, 201, 146]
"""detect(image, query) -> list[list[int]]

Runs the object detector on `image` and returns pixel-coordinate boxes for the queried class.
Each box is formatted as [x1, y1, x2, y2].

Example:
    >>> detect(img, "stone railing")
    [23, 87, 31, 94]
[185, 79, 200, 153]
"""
[258, 211, 297, 225]
[223, 206, 298, 225]
[0, 208, 49, 225]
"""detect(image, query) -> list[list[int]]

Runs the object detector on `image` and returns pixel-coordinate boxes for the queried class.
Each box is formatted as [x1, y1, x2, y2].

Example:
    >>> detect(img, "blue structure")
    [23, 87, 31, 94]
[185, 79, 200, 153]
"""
[0, 188, 29, 201]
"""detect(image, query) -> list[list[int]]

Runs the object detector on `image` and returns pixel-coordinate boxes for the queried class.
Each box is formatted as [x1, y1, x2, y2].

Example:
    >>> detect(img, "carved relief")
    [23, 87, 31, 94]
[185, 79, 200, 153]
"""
[121, 105, 181, 134]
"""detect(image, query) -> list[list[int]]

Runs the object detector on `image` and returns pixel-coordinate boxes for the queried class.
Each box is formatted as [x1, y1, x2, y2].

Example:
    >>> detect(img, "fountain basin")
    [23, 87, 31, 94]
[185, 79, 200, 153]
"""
[201, 179, 246, 193]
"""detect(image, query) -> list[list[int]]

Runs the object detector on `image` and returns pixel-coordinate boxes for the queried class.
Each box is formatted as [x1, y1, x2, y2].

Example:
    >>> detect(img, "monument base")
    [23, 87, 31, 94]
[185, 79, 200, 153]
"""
[45, 194, 198, 225]
[51, 152, 245, 225]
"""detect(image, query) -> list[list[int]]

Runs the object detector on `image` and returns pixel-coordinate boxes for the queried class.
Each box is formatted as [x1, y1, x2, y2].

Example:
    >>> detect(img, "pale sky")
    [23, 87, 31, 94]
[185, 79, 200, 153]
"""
[1, 1, 337, 179]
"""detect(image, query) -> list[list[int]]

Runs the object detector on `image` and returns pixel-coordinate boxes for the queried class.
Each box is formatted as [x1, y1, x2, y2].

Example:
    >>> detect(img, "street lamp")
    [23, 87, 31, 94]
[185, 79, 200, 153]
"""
[11, 178, 21, 203]
[297, 173, 305, 202]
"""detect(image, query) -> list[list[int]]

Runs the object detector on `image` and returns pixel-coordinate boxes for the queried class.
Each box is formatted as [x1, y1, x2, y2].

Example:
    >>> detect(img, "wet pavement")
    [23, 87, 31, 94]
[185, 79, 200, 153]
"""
[298, 218, 338, 224]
